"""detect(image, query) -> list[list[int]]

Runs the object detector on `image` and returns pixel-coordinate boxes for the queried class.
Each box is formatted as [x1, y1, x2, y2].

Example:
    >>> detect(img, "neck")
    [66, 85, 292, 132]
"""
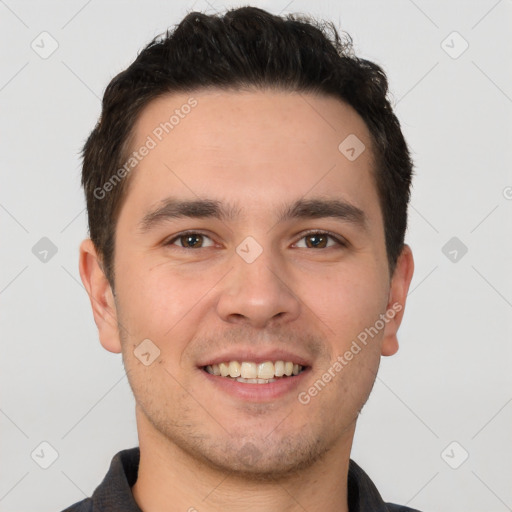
[131, 408, 353, 512]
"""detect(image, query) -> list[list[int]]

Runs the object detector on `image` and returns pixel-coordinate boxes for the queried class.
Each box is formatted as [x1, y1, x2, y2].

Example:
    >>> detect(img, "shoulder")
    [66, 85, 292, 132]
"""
[59, 497, 93, 512]
[57, 447, 140, 512]
[385, 504, 423, 512]
[348, 458, 424, 512]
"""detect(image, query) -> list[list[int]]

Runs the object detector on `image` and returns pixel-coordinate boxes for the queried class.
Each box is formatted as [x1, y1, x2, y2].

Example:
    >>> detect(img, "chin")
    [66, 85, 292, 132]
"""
[187, 434, 331, 482]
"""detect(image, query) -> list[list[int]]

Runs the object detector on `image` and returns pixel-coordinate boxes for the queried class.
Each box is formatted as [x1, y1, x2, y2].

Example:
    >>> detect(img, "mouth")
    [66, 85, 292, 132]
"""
[197, 350, 312, 402]
[202, 360, 307, 384]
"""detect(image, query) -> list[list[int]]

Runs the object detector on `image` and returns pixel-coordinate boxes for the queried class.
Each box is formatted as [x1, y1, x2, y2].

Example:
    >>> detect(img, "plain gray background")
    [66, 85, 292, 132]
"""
[1, 0, 511, 511]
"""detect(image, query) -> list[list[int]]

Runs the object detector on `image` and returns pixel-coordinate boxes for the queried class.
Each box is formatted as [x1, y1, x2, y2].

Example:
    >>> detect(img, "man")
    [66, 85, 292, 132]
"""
[67, 5, 417, 511]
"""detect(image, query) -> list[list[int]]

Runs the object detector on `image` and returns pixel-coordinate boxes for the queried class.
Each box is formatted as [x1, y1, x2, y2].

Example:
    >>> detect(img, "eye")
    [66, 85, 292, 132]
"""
[294, 231, 346, 249]
[166, 232, 215, 249]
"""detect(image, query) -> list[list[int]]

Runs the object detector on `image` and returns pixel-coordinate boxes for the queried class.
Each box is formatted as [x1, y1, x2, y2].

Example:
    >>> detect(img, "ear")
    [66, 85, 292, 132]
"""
[78, 238, 122, 353]
[381, 244, 414, 357]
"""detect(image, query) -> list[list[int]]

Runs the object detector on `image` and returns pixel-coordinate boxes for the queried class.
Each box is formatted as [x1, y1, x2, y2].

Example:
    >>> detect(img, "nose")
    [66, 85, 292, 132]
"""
[216, 246, 301, 329]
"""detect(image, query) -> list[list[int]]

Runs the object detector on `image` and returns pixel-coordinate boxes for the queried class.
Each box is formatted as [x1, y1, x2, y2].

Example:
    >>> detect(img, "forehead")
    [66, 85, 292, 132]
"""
[121, 88, 380, 224]
[133, 88, 372, 156]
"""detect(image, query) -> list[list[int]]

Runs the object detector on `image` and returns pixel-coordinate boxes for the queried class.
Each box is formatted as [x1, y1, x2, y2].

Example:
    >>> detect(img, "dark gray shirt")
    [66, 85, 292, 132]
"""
[61, 447, 422, 512]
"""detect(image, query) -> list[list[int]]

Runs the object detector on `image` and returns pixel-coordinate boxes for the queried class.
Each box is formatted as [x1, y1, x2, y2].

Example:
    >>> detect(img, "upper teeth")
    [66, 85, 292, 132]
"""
[205, 361, 304, 379]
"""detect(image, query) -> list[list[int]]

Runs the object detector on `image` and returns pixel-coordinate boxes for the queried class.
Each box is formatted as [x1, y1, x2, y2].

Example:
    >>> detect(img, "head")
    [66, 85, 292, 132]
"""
[79, 7, 414, 480]
[82, 6, 413, 288]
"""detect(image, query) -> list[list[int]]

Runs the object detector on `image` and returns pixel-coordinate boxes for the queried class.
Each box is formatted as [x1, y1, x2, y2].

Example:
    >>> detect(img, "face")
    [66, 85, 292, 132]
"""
[81, 89, 413, 479]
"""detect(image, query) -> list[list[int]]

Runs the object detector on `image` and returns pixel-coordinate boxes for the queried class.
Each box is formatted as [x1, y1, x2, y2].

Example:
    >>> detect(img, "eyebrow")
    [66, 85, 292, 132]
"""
[138, 198, 240, 233]
[278, 198, 366, 227]
[137, 197, 367, 233]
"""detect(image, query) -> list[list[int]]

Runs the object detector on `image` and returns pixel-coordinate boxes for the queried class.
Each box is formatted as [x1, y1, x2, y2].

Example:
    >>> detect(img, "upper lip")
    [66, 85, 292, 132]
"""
[197, 348, 311, 368]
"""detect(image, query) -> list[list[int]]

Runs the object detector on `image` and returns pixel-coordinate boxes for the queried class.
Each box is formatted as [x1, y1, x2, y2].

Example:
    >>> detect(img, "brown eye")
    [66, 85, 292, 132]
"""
[167, 232, 215, 248]
[181, 234, 203, 248]
[295, 232, 343, 249]
[305, 234, 328, 248]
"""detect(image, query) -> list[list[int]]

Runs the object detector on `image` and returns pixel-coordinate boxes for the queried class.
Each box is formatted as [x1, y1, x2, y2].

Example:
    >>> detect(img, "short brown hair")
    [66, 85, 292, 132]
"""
[82, 6, 413, 288]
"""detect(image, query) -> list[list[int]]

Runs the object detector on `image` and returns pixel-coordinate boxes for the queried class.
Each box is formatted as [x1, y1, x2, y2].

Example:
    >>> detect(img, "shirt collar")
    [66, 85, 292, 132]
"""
[89, 447, 411, 512]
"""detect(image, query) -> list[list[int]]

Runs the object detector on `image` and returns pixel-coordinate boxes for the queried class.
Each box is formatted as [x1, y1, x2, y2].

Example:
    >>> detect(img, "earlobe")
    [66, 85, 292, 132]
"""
[78, 239, 122, 354]
[381, 244, 415, 357]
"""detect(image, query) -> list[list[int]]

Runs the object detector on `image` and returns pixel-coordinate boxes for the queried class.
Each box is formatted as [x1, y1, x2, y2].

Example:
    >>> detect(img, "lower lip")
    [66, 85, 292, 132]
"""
[199, 367, 310, 402]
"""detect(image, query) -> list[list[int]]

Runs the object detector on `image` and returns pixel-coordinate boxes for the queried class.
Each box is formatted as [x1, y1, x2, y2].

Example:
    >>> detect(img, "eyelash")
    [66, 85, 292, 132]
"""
[165, 230, 347, 249]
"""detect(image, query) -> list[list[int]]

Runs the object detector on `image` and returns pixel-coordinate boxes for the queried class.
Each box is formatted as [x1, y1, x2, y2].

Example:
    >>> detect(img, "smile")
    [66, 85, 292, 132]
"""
[203, 360, 306, 384]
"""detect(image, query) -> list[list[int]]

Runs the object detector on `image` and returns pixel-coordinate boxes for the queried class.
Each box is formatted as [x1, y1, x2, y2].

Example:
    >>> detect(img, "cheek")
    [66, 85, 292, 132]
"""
[115, 259, 219, 345]
[300, 263, 388, 346]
